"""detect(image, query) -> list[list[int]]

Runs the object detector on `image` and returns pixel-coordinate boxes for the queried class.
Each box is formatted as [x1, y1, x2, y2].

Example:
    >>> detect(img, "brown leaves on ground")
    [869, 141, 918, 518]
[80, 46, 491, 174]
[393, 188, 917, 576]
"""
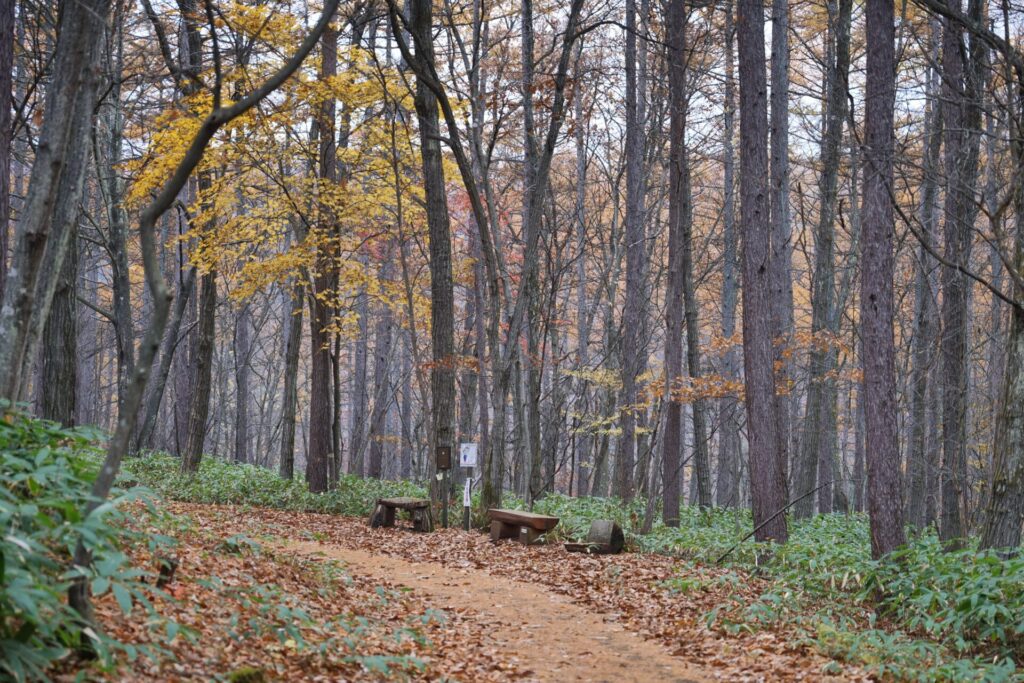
[59, 505, 525, 682]
[167, 503, 872, 682]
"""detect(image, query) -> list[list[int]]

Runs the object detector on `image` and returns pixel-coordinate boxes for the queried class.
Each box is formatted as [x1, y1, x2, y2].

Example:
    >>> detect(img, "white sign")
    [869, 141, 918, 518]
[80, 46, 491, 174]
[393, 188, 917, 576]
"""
[459, 442, 478, 468]
[463, 479, 472, 507]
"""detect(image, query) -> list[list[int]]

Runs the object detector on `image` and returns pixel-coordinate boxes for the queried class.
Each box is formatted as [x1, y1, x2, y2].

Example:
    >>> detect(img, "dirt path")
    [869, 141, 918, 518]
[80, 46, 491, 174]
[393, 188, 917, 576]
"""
[283, 539, 715, 683]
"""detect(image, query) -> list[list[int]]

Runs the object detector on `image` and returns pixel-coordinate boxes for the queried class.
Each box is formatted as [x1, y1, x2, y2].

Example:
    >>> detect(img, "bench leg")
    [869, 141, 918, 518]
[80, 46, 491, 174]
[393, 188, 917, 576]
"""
[490, 520, 518, 541]
[382, 505, 396, 528]
[368, 503, 386, 528]
[518, 526, 542, 545]
[412, 508, 434, 532]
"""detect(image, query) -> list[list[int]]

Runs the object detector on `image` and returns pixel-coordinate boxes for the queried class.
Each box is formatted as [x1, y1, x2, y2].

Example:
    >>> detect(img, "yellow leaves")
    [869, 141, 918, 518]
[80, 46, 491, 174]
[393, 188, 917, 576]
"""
[562, 367, 623, 390]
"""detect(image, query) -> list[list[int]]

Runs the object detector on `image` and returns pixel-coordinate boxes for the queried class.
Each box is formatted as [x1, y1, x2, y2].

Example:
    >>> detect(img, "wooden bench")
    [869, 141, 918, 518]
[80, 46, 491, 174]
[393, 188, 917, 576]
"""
[487, 508, 559, 545]
[369, 497, 434, 532]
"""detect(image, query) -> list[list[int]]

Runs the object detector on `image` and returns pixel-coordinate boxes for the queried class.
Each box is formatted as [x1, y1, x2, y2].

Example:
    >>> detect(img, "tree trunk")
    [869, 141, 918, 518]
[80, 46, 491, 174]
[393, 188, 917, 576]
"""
[663, 0, 687, 524]
[279, 282, 304, 479]
[717, 0, 742, 509]
[619, 0, 645, 502]
[861, 0, 906, 557]
[234, 303, 251, 464]
[939, 4, 984, 546]
[0, 0, 110, 402]
[738, 0, 788, 543]
[907, 18, 943, 528]
[180, 270, 216, 473]
[0, 0, 13, 301]
[795, 0, 852, 518]
[410, 0, 456, 503]
[40, 225, 77, 425]
[769, 0, 794, 492]
[368, 258, 395, 479]
[307, 25, 338, 493]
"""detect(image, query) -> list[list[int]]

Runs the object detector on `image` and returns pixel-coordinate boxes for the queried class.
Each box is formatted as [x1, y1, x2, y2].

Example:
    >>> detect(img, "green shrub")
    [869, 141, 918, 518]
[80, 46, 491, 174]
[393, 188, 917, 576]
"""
[122, 453, 425, 516]
[0, 408, 164, 681]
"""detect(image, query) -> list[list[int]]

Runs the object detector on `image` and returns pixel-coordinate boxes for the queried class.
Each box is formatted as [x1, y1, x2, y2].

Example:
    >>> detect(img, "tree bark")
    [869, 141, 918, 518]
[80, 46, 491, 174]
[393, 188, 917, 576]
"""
[0, 0, 13, 301]
[861, 0, 907, 557]
[234, 303, 251, 464]
[769, 0, 794, 491]
[307, 24, 338, 493]
[939, 4, 984, 546]
[795, 0, 852, 517]
[738, 0, 788, 543]
[907, 18, 943, 528]
[180, 270, 216, 473]
[410, 0, 457, 503]
[279, 282, 303, 479]
[0, 0, 111, 402]
[619, 0, 645, 502]
[717, 0, 742, 509]
[40, 224, 78, 425]
[663, 0, 687, 524]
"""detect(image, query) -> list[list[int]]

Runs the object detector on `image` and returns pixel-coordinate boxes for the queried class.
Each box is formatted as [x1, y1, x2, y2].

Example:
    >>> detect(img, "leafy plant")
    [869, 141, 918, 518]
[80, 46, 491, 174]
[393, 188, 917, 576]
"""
[0, 407, 170, 681]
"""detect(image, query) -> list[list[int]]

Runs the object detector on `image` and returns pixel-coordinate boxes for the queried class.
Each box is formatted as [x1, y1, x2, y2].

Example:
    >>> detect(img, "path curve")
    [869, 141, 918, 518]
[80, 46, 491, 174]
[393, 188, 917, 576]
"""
[283, 539, 715, 683]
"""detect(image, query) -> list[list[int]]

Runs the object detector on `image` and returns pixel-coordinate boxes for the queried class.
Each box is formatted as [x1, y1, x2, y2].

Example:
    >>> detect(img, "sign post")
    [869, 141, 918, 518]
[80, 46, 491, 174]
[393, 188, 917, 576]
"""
[459, 443, 478, 531]
[436, 446, 451, 528]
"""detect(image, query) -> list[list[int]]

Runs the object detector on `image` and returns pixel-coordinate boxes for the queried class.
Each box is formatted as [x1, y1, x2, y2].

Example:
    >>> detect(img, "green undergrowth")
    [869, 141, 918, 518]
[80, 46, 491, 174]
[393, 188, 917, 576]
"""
[120, 453, 425, 516]
[519, 493, 1024, 682]
[0, 406, 173, 681]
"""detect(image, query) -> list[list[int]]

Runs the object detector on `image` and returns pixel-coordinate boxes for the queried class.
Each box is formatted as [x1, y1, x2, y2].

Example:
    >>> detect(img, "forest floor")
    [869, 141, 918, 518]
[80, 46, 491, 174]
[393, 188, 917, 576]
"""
[73, 501, 875, 681]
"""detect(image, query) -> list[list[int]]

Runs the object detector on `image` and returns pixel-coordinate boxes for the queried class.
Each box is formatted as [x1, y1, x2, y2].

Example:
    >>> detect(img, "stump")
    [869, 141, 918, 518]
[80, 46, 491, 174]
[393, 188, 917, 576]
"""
[564, 519, 625, 554]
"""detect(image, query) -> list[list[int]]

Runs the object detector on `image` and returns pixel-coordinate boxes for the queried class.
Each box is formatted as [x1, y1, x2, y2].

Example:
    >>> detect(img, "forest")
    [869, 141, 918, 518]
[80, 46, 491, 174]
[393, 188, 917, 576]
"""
[2, 0, 1024, 679]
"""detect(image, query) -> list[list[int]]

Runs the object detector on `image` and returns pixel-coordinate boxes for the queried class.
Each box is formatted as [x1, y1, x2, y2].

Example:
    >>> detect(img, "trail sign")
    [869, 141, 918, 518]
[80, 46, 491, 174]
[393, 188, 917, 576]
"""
[459, 442, 478, 468]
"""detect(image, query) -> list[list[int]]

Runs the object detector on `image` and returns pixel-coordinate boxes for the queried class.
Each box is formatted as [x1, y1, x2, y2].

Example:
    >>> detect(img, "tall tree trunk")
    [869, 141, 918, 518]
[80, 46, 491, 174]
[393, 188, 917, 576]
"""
[717, 0, 742, 508]
[738, 0, 788, 543]
[40, 225, 78, 425]
[368, 259, 395, 479]
[180, 270, 216, 473]
[349, 280, 369, 475]
[0, 0, 111, 401]
[939, 3, 984, 546]
[619, 0, 644, 502]
[907, 18, 943, 528]
[663, 0, 687, 524]
[795, 0, 852, 517]
[410, 0, 456, 504]
[135, 267, 196, 450]
[769, 0, 794, 492]
[234, 303, 251, 464]
[279, 283, 303, 479]
[861, 0, 906, 557]
[0, 0, 13, 300]
[307, 25, 338, 493]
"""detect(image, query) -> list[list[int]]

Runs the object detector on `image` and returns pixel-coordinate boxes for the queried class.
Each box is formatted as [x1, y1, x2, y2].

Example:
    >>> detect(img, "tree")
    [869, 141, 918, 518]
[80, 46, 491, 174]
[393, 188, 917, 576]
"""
[0, 0, 112, 402]
[795, 0, 854, 517]
[663, 0, 688, 524]
[306, 23, 339, 493]
[717, 0, 742, 509]
[737, 0, 788, 543]
[861, 0, 907, 558]
[409, 0, 457, 500]
[0, 0, 13, 301]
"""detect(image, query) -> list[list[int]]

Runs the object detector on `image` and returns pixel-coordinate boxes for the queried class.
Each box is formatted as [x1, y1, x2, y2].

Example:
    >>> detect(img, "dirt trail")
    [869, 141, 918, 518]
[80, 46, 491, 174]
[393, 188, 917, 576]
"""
[283, 539, 714, 683]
